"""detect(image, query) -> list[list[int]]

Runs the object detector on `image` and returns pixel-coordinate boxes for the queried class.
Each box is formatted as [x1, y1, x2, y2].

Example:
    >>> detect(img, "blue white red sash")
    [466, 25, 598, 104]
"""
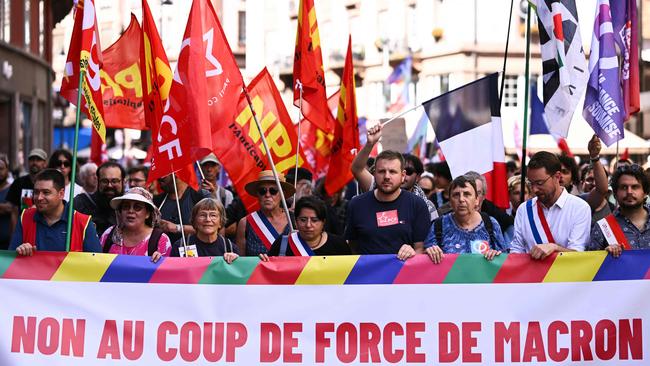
[526, 199, 556, 244]
[288, 232, 316, 257]
[247, 211, 279, 250]
[596, 214, 631, 249]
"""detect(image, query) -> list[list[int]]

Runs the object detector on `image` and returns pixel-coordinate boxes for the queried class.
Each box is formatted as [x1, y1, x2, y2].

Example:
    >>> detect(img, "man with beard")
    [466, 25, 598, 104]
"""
[10, 169, 101, 254]
[350, 124, 438, 221]
[588, 164, 650, 256]
[510, 152, 591, 259]
[6, 148, 49, 236]
[345, 150, 430, 260]
[74, 162, 125, 236]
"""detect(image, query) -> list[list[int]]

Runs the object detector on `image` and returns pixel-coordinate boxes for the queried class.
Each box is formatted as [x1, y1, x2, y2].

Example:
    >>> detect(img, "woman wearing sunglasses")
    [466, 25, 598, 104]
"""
[236, 170, 295, 256]
[100, 187, 171, 262]
[48, 149, 83, 200]
[261, 196, 350, 259]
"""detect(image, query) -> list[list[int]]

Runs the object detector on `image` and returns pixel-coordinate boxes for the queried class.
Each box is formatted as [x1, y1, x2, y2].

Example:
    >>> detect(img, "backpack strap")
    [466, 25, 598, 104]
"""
[148, 228, 164, 256]
[279, 235, 289, 256]
[433, 217, 443, 246]
[103, 227, 115, 253]
[480, 212, 497, 250]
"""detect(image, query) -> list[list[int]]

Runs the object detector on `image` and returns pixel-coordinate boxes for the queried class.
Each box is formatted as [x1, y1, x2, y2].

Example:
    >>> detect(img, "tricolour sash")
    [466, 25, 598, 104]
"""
[287, 232, 315, 257]
[526, 199, 556, 244]
[596, 214, 631, 249]
[247, 211, 279, 250]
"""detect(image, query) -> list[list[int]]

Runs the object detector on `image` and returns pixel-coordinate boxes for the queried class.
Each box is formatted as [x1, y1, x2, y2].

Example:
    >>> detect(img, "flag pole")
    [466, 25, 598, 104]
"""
[196, 161, 205, 180]
[292, 80, 304, 209]
[380, 103, 423, 127]
[65, 69, 85, 252]
[520, 2, 532, 204]
[499, 0, 515, 102]
[243, 87, 295, 232]
[171, 171, 189, 254]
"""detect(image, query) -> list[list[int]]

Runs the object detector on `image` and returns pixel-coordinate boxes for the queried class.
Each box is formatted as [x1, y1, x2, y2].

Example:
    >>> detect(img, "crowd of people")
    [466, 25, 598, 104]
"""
[1, 125, 648, 266]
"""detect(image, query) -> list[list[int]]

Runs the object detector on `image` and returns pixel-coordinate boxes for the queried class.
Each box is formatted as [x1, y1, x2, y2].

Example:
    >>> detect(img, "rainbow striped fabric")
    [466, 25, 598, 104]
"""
[1, 250, 649, 285]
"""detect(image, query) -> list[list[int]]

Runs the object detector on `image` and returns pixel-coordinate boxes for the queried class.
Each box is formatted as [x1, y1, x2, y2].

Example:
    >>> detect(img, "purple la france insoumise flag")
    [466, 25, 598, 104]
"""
[582, 0, 625, 147]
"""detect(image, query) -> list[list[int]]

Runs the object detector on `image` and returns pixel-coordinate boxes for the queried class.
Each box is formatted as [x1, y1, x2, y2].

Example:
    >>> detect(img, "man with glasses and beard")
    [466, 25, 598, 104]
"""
[588, 164, 650, 256]
[6, 148, 49, 236]
[350, 124, 438, 221]
[74, 162, 125, 235]
[510, 152, 591, 259]
[345, 150, 430, 260]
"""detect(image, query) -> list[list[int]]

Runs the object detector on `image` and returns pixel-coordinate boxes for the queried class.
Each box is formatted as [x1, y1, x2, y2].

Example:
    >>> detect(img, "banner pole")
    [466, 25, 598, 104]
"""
[292, 80, 304, 209]
[171, 171, 189, 254]
[520, 3, 532, 205]
[499, 0, 515, 103]
[243, 87, 294, 232]
[380, 103, 423, 127]
[196, 161, 205, 180]
[65, 68, 85, 252]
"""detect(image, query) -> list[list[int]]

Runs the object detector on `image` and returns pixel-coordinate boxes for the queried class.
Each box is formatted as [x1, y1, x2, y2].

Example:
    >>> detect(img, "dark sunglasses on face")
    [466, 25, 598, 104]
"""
[57, 160, 71, 168]
[405, 167, 417, 176]
[258, 187, 279, 196]
[120, 202, 146, 212]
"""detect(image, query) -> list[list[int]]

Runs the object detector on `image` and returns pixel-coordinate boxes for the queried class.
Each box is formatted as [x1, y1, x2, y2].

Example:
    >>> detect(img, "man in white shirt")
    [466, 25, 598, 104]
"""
[510, 151, 591, 259]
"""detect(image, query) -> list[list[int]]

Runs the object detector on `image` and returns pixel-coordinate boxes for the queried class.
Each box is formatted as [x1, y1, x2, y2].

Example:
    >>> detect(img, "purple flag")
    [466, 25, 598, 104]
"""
[582, 0, 625, 147]
[610, 0, 640, 119]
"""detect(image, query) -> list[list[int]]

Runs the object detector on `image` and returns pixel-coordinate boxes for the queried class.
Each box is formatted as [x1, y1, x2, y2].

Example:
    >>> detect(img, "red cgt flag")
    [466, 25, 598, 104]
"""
[90, 128, 108, 166]
[293, 0, 332, 134]
[60, 0, 107, 141]
[325, 36, 359, 196]
[101, 14, 145, 130]
[299, 90, 339, 180]
[214, 68, 310, 211]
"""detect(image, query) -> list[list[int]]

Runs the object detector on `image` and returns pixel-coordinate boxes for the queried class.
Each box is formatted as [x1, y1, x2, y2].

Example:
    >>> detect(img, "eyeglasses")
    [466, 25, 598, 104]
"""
[257, 187, 279, 196]
[197, 212, 220, 221]
[297, 216, 321, 224]
[57, 160, 71, 168]
[405, 167, 417, 176]
[100, 178, 122, 186]
[120, 202, 146, 212]
[616, 163, 643, 173]
[526, 175, 553, 187]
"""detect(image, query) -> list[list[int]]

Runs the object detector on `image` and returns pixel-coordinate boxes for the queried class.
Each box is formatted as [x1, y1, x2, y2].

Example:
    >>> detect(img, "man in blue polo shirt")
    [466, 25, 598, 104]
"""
[345, 150, 430, 260]
[10, 169, 101, 255]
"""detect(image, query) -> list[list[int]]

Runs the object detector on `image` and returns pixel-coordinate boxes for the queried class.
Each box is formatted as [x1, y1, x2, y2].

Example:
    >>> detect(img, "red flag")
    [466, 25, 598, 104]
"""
[147, 0, 237, 188]
[293, 0, 331, 134]
[299, 90, 339, 179]
[60, 0, 107, 141]
[214, 68, 309, 211]
[621, 147, 630, 161]
[556, 138, 573, 158]
[324, 36, 359, 196]
[90, 128, 107, 166]
[101, 15, 146, 129]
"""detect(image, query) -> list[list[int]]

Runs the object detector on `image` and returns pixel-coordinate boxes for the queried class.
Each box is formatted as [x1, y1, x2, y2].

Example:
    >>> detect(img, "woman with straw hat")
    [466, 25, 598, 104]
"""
[235, 170, 295, 256]
[100, 187, 171, 262]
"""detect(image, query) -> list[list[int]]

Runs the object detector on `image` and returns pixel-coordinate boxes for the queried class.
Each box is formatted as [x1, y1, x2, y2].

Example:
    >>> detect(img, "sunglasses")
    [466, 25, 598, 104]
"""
[616, 163, 643, 173]
[257, 187, 279, 196]
[57, 160, 71, 168]
[120, 202, 146, 212]
[405, 167, 417, 176]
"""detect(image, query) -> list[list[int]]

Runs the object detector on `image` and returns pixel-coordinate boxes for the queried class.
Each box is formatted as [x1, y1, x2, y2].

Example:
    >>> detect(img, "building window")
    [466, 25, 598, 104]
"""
[24, 2, 30, 50]
[238, 10, 246, 46]
[503, 75, 518, 107]
[0, 0, 9, 43]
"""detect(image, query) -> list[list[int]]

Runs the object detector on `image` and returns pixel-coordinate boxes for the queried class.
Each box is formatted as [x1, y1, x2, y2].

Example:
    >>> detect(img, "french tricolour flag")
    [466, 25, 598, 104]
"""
[422, 73, 508, 209]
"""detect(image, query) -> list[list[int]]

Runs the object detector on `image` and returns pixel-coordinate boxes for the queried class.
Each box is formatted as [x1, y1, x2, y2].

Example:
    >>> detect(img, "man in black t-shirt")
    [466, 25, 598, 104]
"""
[345, 150, 431, 260]
[6, 148, 48, 237]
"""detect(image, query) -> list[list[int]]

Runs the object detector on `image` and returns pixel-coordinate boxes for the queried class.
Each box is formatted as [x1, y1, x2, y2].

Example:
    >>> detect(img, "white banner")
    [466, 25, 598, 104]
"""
[1, 279, 648, 365]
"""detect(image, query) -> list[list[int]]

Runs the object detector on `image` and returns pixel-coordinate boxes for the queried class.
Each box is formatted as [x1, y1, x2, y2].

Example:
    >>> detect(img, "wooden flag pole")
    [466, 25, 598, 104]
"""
[292, 80, 304, 209]
[65, 68, 85, 252]
[520, 2, 532, 204]
[243, 87, 295, 232]
[380, 103, 423, 127]
[171, 171, 189, 254]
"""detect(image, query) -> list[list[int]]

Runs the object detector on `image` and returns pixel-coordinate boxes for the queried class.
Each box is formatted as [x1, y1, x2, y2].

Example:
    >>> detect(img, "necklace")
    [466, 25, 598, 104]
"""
[307, 233, 324, 249]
